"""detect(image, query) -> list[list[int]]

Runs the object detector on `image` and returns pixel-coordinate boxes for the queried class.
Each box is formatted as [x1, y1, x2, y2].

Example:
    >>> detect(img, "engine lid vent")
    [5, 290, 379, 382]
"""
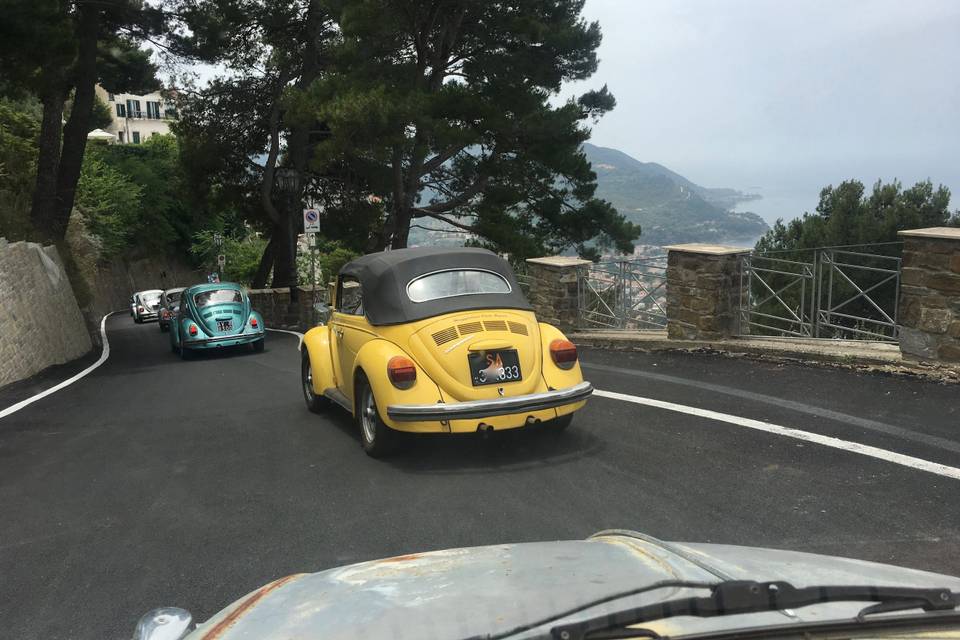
[431, 326, 459, 346]
[508, 321, 528, 336]
[483, 320, 507, 332]
[458, 321, 484, 335]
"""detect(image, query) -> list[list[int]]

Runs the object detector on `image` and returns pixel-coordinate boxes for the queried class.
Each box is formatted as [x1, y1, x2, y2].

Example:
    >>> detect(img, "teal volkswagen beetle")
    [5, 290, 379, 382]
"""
[169, 282, 265, 359]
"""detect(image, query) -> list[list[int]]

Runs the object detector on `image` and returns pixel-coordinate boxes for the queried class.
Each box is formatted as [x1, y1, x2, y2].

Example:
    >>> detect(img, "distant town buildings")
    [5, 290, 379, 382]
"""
[93, 85, 176, 144]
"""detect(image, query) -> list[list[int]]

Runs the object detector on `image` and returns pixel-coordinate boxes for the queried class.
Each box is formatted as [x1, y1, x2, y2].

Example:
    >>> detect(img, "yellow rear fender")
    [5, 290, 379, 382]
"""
[538, 322, 585, 390]
[302, 326, 335, 395]
[353, 339, 444, 428]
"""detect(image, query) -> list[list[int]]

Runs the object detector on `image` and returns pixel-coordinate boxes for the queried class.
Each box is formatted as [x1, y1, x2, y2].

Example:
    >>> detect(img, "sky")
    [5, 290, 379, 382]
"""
[560, 0, 960, 222]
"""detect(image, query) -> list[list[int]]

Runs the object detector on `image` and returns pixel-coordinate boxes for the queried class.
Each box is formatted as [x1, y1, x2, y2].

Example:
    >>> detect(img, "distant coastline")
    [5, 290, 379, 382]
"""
[731, 188, 819, 225]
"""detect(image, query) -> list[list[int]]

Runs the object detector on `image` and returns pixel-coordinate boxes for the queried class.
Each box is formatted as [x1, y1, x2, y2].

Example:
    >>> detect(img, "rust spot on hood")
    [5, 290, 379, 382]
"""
[199, 573, 306, 640]
[375, 553, 423, 564]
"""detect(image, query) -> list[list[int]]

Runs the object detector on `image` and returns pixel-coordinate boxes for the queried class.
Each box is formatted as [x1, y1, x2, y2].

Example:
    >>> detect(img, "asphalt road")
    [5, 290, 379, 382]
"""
[1, 316, 959, 639]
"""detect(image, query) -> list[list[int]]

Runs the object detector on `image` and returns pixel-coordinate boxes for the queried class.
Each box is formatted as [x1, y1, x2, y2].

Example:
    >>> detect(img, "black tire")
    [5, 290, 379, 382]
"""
[544, 413, 574, 433]
[180, 344, 193, 360]
[355, 374, 397, 458]
[301, 351, 330, 413]
[159, 322, 167, 333]
[251, 339, 264, 353]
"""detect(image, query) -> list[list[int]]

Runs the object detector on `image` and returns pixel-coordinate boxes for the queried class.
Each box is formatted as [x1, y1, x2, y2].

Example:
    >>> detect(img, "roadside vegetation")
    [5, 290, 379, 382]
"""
[1, 0, 641, 291]
[756, 178, 959, 253]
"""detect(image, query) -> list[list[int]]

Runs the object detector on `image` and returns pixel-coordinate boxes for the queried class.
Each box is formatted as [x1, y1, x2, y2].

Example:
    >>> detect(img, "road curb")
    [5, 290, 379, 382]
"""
[572, 331, 960, 384]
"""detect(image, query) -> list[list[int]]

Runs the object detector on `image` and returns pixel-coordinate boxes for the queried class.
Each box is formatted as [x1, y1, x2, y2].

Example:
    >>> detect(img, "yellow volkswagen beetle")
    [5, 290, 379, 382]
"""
[300, 247, 593, 457]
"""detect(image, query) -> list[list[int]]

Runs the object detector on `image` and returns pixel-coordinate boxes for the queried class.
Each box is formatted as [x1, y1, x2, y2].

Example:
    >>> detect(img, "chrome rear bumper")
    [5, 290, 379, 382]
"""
[386, 381, 593, 422]
[186, 331, 264, 346]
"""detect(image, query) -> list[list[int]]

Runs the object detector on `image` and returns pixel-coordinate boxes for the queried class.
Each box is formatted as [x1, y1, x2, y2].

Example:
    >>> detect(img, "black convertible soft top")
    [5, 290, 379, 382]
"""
[339, 247, 532, 325]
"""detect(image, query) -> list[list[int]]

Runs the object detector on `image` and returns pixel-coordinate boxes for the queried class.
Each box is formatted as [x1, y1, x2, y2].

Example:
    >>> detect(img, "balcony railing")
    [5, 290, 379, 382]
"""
[123, 112, 176, 121]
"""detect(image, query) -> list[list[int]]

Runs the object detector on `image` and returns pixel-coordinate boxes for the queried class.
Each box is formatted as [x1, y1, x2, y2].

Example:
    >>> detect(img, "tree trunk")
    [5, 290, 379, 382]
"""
[30, 88, 66, 240]
[51, 5, 100, 240]
[251, 230, 277, 289]
[390, 207, 413, 249]
[271, 212, 299, 298]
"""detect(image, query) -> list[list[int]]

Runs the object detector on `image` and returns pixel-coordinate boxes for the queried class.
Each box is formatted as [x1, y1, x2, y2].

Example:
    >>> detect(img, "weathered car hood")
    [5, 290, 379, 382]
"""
[186, 531, 960, 640]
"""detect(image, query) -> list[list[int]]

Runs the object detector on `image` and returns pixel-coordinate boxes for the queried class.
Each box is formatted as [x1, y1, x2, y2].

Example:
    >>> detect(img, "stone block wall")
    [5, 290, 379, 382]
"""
[897, 228, 960, 362]
[665, 244, 749, 340]
[0, 239, 93, 387]
[247, 285, 329, 332]
[524, 257, 592, 333]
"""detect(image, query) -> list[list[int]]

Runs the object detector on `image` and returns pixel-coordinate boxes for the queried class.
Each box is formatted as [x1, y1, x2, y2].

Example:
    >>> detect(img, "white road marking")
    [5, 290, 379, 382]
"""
[0, 313, 115, 421]
[265, 327, 304, 350]
[594, 389, 960, 482]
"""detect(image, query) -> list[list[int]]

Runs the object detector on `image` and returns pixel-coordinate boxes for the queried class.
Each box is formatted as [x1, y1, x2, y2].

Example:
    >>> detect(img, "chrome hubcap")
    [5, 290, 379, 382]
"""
[303, 362, 314, 399]
[360, 388, 377, 444]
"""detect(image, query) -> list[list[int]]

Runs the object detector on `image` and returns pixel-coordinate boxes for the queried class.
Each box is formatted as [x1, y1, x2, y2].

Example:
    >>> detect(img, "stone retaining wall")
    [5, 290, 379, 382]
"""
[247, 285, 328, 332]
[897, 228, 960, 362]
[0, 238, 92, 386]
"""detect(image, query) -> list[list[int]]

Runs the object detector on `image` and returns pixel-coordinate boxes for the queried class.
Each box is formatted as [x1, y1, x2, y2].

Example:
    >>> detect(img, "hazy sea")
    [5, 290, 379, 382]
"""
[733, 186, 819, 226]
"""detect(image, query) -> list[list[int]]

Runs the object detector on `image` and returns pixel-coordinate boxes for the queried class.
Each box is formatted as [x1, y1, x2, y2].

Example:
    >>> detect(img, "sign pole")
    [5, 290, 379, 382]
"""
[311, 235, 318, 326]
[302, 208, 322, 326]
[213, 232, 224, 282]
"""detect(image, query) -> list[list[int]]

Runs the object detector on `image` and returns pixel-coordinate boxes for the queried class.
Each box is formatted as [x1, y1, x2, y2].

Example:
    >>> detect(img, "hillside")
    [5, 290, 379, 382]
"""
[585, 143, 768, 245]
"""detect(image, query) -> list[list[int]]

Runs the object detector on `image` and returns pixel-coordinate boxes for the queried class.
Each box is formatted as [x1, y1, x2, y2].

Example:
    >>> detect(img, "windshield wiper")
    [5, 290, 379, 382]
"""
[549, 580, 959, 640]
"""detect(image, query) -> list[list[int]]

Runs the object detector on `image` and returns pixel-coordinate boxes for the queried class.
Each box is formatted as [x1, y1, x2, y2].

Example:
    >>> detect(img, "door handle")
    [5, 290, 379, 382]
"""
[334, 328, 344, 340]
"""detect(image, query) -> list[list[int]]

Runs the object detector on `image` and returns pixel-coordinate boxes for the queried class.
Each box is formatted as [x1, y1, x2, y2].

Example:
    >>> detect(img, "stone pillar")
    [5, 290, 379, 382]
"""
[524, 256, 591, 333]
[897, 227, 960, 363]
[664, 243, 750, 340]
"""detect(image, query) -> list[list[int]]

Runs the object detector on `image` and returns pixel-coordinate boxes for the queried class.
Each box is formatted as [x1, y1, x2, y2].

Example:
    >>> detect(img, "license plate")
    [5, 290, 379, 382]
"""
[216, 319, 232, 332]
[468, 349, 522, 386]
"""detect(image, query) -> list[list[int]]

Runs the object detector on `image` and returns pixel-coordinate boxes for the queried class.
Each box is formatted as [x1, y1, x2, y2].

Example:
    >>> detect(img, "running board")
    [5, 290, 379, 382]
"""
[324, 388, 352, 412]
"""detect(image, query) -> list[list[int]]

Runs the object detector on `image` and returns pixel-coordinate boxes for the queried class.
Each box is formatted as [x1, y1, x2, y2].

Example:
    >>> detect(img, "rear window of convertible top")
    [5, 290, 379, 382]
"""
[406, 269, 511, 303]
[194, 289, 242, 307]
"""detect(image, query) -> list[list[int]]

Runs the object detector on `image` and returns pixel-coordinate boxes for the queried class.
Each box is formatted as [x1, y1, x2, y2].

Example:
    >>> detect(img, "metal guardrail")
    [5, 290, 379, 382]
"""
[577, 256, 668, 330]
[739, 243, 902, 342]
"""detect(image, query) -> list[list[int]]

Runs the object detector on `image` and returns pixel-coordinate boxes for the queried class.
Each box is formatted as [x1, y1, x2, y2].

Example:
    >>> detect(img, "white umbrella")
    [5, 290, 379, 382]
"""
[87, 128, 116, 142]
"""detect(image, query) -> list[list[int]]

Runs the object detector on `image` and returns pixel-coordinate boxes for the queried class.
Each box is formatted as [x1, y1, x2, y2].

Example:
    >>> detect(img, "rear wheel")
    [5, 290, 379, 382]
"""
[301, 352, 329, 413]
[251, 339, 264, 353]
[180, 344, 193, 360]
[356, 375, 397, 458]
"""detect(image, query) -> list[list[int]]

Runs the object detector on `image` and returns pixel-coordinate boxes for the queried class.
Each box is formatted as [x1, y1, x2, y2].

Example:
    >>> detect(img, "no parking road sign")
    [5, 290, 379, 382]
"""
[303, 208, 321, 233]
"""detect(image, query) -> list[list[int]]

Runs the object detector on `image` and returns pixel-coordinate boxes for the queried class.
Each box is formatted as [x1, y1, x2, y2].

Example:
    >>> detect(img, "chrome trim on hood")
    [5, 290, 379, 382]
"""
[590, 530, 737, 581]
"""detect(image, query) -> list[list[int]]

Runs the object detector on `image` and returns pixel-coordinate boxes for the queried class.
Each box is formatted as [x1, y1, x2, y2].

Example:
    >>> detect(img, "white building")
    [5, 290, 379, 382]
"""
[94, 85, 176, 144]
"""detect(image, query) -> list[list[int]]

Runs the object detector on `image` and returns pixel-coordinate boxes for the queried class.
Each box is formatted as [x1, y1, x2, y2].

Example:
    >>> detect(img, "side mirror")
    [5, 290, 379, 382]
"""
[314, 303, 332, 326]
[132, 607, 193, 640]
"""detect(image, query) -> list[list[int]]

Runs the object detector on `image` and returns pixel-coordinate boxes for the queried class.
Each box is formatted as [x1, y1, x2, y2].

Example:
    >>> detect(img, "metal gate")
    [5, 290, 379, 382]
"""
[577, 256, 668, 329]
[739, 244, 902, 341]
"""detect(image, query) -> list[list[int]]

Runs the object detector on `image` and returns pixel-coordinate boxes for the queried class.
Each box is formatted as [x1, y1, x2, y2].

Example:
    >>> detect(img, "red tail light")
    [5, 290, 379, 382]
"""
[549, 339, 578, 370]
[250, 317, 258, 328]
[161, 309, 169, 319]
[138, 306, 144, 313]
[188, 324, 198, 336]
[387, 356, 417, 389]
